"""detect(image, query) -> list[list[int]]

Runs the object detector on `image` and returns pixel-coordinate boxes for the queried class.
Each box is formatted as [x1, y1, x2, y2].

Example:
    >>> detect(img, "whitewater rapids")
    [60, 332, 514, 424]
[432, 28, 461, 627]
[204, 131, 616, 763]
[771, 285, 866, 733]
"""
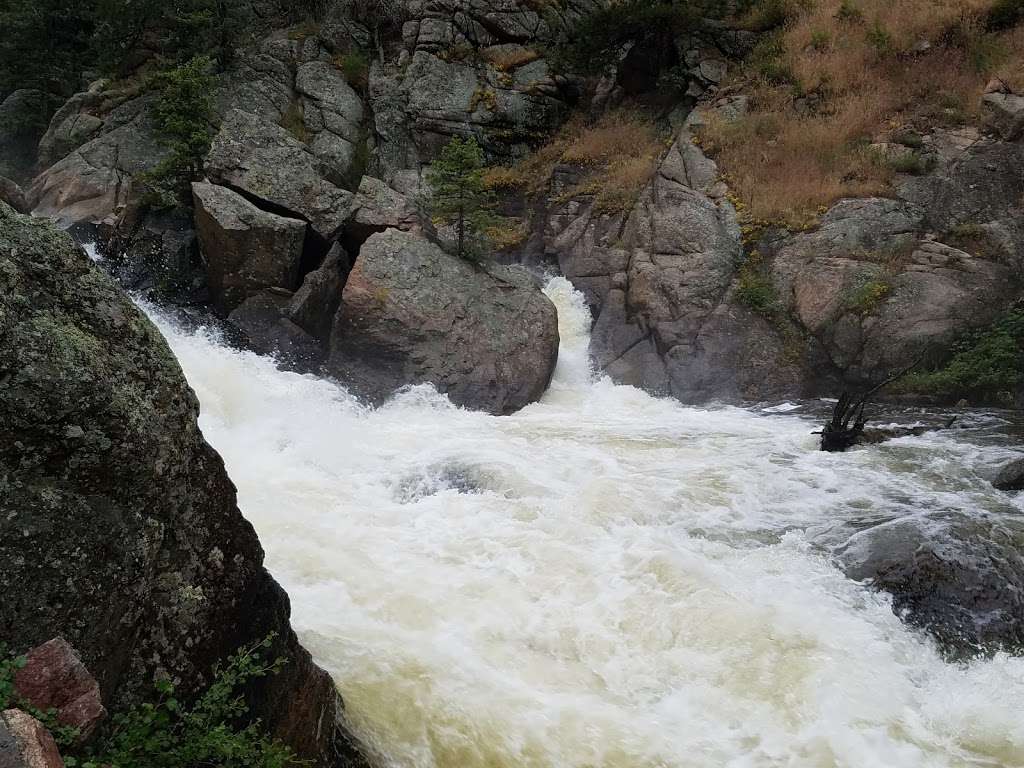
[150, 278, 1024, 768]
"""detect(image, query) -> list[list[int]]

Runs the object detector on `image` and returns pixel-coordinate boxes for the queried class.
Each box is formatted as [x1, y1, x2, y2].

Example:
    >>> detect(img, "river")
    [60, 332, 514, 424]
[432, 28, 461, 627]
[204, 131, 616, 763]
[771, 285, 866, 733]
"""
[148, 277, 1024, 768]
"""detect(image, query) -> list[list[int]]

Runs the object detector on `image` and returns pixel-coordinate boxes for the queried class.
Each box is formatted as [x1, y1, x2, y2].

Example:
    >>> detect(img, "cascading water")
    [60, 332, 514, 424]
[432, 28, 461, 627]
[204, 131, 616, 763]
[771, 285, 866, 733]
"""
[147, 277, 1024, 768]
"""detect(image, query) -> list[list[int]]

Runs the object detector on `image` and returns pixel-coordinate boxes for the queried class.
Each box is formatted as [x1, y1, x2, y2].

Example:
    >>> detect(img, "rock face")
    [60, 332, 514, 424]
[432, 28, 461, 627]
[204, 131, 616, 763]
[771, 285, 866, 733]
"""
[368, 0, 594, 179]
[839, 516, 1024, 657]
[27, 96, 166, 228]
[192, 182, 307, 312]
[328, 229, 559, 414]
[0, 710, 63, 768]
[0, 203, 361, 767]
[296, 61, 366, 186]
[206, 109, 353, 241]
[525, 121, 1024, 404]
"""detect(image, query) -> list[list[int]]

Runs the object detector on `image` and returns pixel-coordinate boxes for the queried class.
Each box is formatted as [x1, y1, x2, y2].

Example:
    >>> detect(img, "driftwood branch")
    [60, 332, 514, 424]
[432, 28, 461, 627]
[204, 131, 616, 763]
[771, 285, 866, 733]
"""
[819, 360, 923, 452]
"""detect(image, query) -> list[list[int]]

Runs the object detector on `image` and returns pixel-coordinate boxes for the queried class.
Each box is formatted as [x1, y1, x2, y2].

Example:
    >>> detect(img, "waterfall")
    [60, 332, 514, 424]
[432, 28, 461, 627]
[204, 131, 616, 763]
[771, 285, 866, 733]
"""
[147, 278, 1024, 768]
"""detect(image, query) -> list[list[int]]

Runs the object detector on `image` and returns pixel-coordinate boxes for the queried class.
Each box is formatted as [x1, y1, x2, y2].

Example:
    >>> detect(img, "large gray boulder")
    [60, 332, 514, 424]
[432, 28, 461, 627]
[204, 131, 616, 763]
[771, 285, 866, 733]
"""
[0, 202, 363, 767]
[206, 109, 353, 241]
[192, 182, 307, 312]
[328, 229, 559, 414]
[838, 515, 1024, 658]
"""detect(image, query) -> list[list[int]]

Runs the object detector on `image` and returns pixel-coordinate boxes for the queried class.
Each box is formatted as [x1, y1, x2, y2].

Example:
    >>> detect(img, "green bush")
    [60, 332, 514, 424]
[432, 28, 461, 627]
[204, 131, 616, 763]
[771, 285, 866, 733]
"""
[67, 635, 296, 768]
[748, 35, 800, 87]
[845, 277, 890, 314]
[140, 55, 216, 207]
[887, 151, 935, 175]
[735, 262, 780, 317]
[900, 309, 1024, 399]
[336, 50, 370, 90]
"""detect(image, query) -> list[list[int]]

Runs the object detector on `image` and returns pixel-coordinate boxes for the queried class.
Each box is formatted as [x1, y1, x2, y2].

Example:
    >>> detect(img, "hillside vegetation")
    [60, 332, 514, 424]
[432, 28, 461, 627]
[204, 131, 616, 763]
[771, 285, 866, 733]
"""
[699, 0, 1024, 223]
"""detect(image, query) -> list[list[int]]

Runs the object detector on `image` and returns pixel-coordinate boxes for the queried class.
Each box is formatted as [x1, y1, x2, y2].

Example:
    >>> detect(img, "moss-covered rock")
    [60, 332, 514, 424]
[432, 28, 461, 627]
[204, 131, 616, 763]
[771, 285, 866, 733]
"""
[0, 202, 363, 767]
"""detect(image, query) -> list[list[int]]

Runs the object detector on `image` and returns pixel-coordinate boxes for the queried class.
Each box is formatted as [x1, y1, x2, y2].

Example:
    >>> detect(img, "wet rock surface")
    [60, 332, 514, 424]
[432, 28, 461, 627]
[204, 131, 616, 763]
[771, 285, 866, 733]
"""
[0, 203, 363, 767]
[838, 515, 1024, 658]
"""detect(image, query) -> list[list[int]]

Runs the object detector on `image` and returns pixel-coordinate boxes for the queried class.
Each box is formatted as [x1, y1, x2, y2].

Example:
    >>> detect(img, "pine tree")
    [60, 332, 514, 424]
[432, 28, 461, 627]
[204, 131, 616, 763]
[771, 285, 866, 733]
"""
[424, 136, 496, 261]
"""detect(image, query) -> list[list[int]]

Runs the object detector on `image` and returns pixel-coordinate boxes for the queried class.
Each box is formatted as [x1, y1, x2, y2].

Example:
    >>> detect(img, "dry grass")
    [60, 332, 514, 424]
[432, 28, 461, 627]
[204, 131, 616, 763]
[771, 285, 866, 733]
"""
[482, 46, 541, 72]
[484, 110, 665, 213]
[699, 0, 1024, 223]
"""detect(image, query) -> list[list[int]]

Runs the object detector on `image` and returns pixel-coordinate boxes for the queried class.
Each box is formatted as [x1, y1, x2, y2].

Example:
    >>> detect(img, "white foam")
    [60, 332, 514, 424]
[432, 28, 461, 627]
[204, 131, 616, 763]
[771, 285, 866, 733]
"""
[147, 280, 1024, 768]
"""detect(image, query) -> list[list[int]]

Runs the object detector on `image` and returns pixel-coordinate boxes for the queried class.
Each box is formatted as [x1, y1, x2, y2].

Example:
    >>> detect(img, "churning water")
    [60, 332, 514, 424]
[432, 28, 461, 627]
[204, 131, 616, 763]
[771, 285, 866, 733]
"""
[148, 278, 1024, 768]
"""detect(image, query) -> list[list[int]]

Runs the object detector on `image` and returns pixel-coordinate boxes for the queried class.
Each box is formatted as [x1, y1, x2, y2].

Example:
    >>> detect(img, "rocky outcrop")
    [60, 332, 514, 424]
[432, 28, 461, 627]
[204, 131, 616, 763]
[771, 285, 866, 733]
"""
[192, 181, 307, 312]
[368, 0, 598, 179]
[328, 229, 559, 414]
[0, 203, 362, 767]
[0, 710, 63, 768]
[27, 96, 166, 228]
[839, 515, 1024, 658]
[530, 119, 1024, 404]
[206, 109, 353, 241]
[982, 91, 1024, 141]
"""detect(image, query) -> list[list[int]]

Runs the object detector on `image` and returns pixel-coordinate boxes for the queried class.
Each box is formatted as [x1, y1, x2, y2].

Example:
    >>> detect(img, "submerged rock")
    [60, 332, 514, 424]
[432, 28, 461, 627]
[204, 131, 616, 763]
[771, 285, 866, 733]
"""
[992, 458, 1024, 492]
[328, 229, 559, 415]
[839, 516, 1024, 657]
[0, 202, 363, 767]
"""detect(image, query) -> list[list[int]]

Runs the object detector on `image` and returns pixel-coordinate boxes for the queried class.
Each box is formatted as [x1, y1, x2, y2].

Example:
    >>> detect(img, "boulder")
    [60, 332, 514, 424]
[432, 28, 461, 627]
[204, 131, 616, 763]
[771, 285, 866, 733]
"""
[838, 516, 1024, 657]
[993, 458, 1024, 492]
[328, 229, 559, 414]
[102, 204, 201, 301]
[0, 711, 63, 768]
[205, 109, 353, 241]
[0, 203, 363, 767]
[982, 91, 1024, 141]
[12, 639, 105, 743]
[192, 182, 307, 312]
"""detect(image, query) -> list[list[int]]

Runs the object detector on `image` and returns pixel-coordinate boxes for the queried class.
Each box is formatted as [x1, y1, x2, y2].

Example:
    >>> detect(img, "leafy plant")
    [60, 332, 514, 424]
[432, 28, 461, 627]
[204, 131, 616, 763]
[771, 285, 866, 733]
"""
[424, 136, 497, 260]
[845, 276, 890, 314]
[67, 634, 296, 768]
[336, 50, 370, 90]
[900, 309, 1024, 400]
[735, 253, 780, 317]
[887, 151, 935, 175]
